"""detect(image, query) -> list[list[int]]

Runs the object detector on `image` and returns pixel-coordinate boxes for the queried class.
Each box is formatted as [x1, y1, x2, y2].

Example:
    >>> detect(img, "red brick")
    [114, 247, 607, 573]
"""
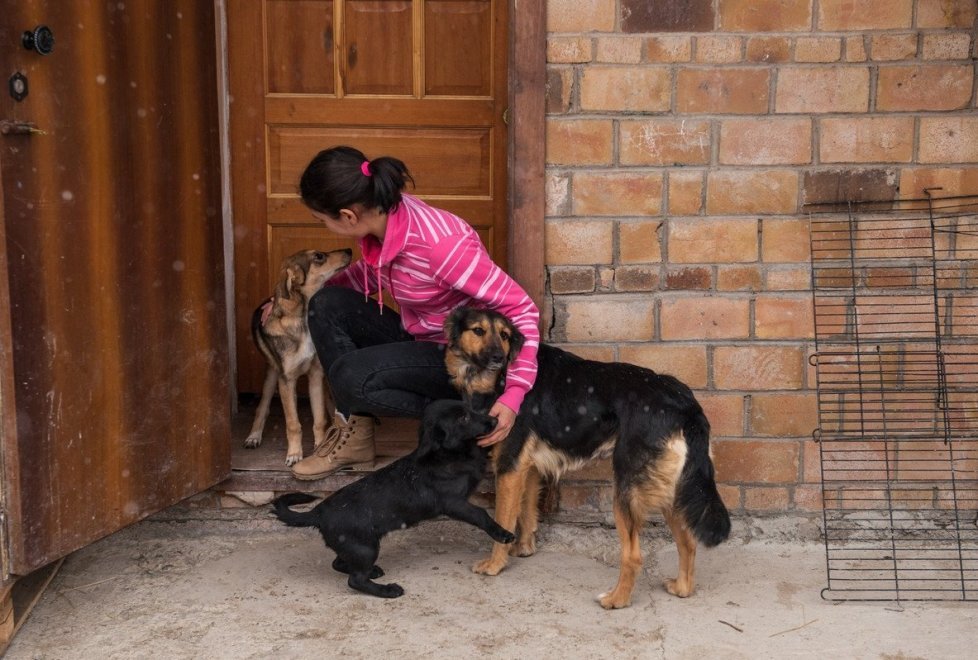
[560, 297, 656, 342]
[717, 265, 762, 291]
[548, 0, 616, 32]
[712, 439, 800, 483]
[546, 220, 613, 265]
[802, 168, 897, 205]
[899, 167, 978, 199]
[545, 172, 571, 216]
[870, 33, 917, 61]
[622, 0, 715, 32]
[698, 393, 746, 437]
[707, 170, 799, 214]
[917, 0, 977, 28]
[580, 66, 671, 112]
[550, 267, 596, 294]
[719, 118, 812, 165]
[614, 265, 659, 292]
[573, 171, 664, 216]
[818, 0, 912, 30]
[668, 171, 705, 215]
[750, 392, 818, 437]
[802, 439, 821, 483]
[546, 68, 574, 114]
[793, 485, 823, 512]
[746, 36, 791, 63]
[695, 35, 743, 64]
[595, 36, 643, 64]
[921, 33, 972, 60]
[664, 266, 712, 290]
[744, 487, 791, 511]
[754, 295, 815, 339]
[660, 296, 751, 340]
[876, 65, 973, 111]
[761, 218, 811, 263]
[619, 344, 708, 388]
[919, 117, 978, 164]
[557, 343, 615, 363]
[795, 37, 842, 63]
[547, 37, 592, 64]
[619, 220, 664, 263]
[677, 68, 771, 114]
[719, 0, 813, 32]
[819, 116, 914, 163]
[845, 36, 867, 62]
[669, 218, 758, 263]
[766, 267, 811, 291]
[644, 36, 692, 63]
[717, 484, 742, 509]
[776, 66, 870, 113]
[619, 119, 710, 166]
[713, 346, 806, 390]
[546, 119, 613, 166]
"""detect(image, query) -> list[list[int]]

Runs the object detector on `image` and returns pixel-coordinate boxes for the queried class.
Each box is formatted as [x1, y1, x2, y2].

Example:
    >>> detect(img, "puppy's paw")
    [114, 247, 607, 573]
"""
[472, 557, 505, 576]
[244, 433, 262, 448]
[378, 583, 404, 598]
[664, 578, 693, 598]
[597, 590, 632, 610]
[493, 529, 516, 545]
[285, 452, 302, 467]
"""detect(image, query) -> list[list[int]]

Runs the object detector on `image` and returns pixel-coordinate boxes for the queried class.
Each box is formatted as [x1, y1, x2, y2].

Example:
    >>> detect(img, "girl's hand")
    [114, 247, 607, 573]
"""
[477, 402, 516, 447]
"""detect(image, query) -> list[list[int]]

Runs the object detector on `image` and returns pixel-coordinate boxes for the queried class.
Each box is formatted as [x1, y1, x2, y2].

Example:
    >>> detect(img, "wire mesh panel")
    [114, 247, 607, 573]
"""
[810, 194, 978, 601]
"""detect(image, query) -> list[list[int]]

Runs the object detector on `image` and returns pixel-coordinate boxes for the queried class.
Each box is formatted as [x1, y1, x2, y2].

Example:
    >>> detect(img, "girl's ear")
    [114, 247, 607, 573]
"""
[337, 208, 359, 227]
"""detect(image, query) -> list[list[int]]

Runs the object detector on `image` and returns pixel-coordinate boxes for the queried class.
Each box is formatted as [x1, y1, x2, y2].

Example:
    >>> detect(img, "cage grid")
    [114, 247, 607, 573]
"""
[809, 193, 978, 602]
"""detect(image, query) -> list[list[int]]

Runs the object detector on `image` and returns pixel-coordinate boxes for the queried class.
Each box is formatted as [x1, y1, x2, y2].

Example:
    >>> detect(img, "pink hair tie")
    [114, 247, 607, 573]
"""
[360, 161, 372, 177]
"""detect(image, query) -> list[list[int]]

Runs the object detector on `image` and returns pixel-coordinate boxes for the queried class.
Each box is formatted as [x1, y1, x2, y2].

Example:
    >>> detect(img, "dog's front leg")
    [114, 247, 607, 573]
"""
[277, 377, 304, 466]
[245, 367, 278, 448]
[307, 359, 329, 448]
[472, 458, 531, 576]
[443, 500, 515, 545]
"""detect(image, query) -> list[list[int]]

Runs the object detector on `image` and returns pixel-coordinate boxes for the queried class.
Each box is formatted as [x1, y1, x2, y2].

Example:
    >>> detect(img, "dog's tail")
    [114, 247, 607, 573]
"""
[676, 409, 731, 547]
[271, 492, 320, 528]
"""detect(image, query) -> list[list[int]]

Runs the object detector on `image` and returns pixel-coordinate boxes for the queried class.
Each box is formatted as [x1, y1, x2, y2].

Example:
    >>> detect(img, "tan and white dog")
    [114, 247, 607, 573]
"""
[245, 248, 351, 465]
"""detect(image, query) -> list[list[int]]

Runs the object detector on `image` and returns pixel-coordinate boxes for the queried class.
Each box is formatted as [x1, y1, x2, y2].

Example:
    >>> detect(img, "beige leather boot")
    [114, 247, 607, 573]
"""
[290, 412, 375, 480]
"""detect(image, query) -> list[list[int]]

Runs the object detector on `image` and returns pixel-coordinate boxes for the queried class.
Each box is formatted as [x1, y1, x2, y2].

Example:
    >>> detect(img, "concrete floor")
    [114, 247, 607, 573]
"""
[5, 506, 976, 659]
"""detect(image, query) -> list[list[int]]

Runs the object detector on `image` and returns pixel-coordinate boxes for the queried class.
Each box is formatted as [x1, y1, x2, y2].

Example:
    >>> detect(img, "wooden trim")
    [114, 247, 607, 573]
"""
[508, 0, 546, 329]
[0, 158, 22, 579]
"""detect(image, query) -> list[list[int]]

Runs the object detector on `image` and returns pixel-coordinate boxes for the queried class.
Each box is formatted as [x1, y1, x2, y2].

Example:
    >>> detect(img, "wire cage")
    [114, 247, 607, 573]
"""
[809, 192, 978, 602]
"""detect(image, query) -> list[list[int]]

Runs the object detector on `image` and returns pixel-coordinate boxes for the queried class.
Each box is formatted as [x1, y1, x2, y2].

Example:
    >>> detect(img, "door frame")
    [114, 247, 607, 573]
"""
[507, 0, 546, 327]
[221, 0, 547, 391]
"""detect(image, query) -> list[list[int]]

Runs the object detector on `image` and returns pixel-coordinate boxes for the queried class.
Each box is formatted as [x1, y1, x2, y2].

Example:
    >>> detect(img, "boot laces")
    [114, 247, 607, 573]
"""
[312, 424, 348, 458]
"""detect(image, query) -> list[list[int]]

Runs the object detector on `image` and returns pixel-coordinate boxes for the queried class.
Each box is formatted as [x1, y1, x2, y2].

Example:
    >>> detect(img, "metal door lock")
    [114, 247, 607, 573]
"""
[22, 25, 55, 55]
[8, 72, 28, 102]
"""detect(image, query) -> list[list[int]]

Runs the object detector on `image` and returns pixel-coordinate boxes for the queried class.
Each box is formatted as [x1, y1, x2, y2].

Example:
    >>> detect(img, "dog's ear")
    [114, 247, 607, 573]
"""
[505, 322, 526, 364]
[415, 414, 445, 460]
[444, 307, 470, 347]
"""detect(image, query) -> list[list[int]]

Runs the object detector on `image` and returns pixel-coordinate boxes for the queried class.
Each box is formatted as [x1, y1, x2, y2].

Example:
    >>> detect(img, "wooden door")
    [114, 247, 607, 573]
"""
[229, 0, 509, 392]
[0, 1, 230, 575]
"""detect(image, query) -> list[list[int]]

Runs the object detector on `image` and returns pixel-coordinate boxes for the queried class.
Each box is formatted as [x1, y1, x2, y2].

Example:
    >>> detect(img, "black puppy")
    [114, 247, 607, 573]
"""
[272, 399, 515, 598]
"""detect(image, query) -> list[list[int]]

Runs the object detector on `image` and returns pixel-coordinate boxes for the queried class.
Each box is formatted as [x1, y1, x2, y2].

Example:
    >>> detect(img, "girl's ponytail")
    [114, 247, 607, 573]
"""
[299, 146, 414, 217]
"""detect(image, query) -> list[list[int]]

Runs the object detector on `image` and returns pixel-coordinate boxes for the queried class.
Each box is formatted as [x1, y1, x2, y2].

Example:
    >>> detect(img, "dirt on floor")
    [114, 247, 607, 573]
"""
[4, 506, 976, 659]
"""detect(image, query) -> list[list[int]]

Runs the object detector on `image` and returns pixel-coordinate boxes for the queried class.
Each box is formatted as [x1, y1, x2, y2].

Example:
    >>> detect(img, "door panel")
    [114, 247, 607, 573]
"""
[0, 1, 230, 575]
[230, 0, 508, 392]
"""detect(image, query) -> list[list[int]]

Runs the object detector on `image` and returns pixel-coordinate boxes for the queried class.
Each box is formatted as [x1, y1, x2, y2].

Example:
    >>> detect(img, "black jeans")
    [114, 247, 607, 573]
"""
[307, 287, 460, 418]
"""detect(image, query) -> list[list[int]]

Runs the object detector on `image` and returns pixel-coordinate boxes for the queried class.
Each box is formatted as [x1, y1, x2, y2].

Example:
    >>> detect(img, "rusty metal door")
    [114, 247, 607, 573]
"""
[0, 1, 230, 575]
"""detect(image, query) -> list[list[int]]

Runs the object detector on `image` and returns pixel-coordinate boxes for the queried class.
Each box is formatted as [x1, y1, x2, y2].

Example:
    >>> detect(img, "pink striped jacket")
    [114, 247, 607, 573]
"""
[328, 194, 540, 413]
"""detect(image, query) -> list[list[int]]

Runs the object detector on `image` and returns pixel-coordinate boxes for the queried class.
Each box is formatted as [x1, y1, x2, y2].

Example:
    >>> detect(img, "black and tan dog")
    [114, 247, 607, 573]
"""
[245, 248, 352, 465]
[272, 399, 515, 598]
[445, 307, 731, 609]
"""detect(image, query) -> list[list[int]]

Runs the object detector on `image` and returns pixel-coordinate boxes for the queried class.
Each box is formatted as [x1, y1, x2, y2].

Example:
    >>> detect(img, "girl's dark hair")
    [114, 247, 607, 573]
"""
[299, 145, 415, 217]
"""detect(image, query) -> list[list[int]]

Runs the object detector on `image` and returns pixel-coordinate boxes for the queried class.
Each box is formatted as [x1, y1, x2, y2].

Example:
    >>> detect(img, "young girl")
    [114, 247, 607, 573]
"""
[290, 146, 540, 480]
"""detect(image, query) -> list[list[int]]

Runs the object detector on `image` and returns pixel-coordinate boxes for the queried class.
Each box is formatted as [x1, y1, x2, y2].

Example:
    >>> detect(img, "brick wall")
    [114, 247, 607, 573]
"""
[543, 0, 977, 517]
